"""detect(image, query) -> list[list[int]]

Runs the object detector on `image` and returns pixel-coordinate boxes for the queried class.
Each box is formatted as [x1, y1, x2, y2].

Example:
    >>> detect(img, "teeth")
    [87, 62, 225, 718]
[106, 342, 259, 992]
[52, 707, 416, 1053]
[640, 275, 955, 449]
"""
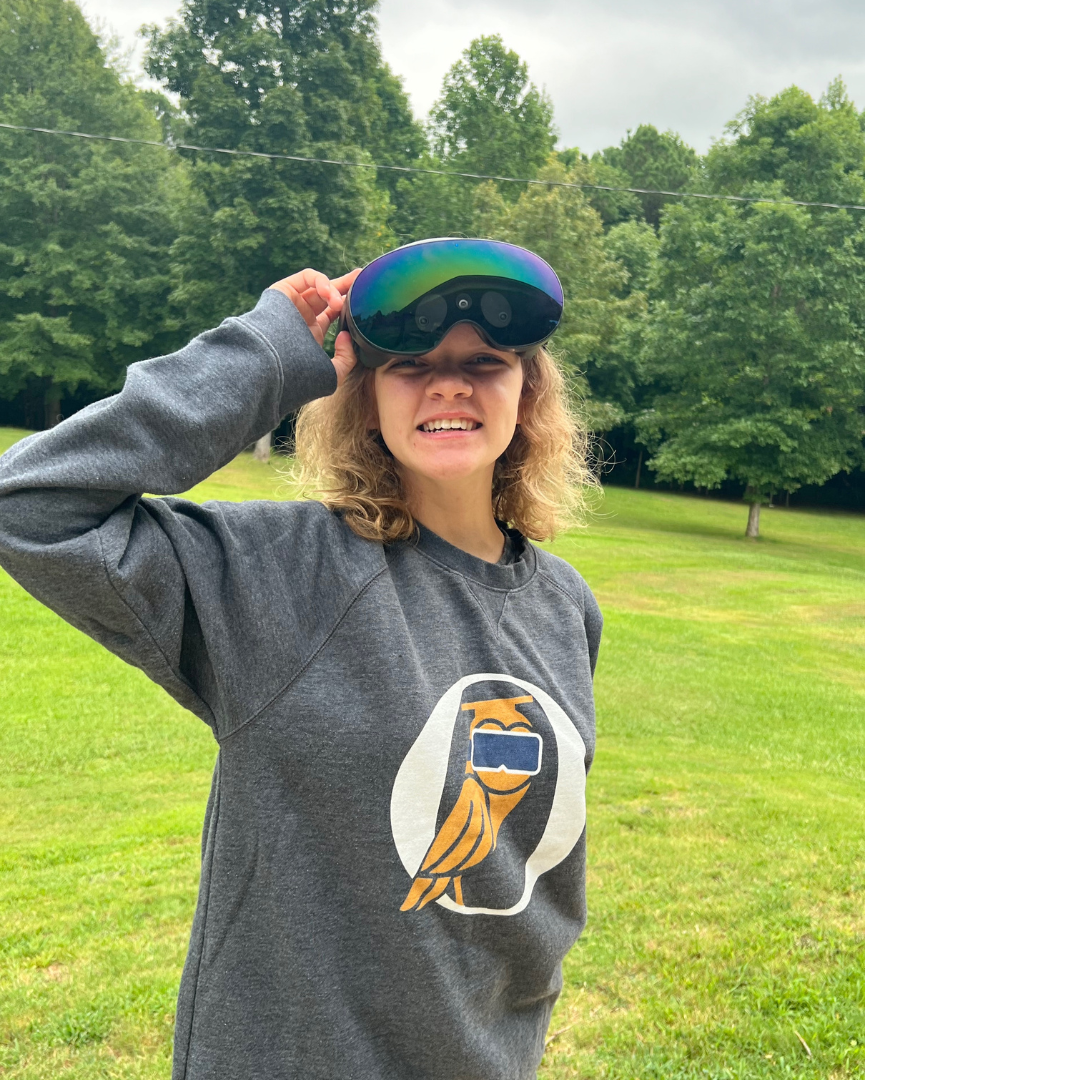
[422, 418, 478, 432]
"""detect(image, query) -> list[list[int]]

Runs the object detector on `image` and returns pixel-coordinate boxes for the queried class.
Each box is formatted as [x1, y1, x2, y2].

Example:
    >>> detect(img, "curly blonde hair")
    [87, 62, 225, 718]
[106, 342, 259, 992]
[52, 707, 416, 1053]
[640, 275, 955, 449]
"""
[290, 346, 596, 543]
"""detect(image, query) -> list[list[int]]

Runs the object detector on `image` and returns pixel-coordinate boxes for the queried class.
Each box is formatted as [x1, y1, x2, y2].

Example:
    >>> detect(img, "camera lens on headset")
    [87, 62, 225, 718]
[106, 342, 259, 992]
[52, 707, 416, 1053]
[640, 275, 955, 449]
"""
[456, 294, 471, 310]
[415, 293, 447, 332]
[480, 291, 512, 327]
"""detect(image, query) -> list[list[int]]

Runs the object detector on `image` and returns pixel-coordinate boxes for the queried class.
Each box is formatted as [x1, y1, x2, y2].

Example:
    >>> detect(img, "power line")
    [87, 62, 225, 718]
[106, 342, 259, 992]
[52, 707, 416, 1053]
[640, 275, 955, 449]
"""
[0, 121, 867, 211]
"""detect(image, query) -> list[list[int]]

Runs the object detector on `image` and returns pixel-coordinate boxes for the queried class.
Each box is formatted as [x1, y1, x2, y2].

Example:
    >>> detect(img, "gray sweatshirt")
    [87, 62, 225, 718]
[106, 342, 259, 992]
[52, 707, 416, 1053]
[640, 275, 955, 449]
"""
[0, 290, 602, 1080]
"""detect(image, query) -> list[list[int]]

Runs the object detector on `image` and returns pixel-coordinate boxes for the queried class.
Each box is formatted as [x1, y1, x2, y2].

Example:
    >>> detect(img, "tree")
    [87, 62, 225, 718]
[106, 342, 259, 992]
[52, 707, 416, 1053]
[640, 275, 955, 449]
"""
[602, 125, 698, 229]
[603, 220, 659, 299]
[387, 157, 480, 243]
[594, 220, 662, 482]
[636, 195, 864, 537]
[0, 0, 180, 425]
[704, 78, 864, 210]
[429, 35, 555, 182]
[143, 0, 420, 331]
[392, 35, 557, 242]
[556, 148, 642, 228]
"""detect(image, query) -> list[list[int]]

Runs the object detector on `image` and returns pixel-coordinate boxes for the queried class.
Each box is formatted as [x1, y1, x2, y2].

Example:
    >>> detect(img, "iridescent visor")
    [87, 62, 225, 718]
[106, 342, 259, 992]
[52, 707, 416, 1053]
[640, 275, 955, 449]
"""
[344, 238, 564, 367]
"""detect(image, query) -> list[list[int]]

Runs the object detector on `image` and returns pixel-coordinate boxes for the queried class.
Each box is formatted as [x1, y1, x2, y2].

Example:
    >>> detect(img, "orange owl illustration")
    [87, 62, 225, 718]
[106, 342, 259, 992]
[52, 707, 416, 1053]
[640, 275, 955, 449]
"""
[401, 695, 543, 911]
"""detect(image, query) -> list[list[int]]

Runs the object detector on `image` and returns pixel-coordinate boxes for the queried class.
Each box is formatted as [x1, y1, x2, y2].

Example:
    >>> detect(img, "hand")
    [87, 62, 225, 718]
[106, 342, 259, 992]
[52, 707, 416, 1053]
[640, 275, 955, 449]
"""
[270, 267, 362, 388]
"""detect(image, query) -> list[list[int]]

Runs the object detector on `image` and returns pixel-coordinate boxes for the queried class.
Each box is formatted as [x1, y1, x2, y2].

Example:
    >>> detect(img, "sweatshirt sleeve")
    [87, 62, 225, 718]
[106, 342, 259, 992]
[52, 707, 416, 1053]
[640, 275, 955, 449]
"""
[0, 289, 340, 737]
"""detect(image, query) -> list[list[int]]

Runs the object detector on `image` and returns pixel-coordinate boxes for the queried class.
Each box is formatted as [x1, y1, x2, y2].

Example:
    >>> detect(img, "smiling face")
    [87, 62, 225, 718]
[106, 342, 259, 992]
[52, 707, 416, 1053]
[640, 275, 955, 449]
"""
[372, 323, 526, 491]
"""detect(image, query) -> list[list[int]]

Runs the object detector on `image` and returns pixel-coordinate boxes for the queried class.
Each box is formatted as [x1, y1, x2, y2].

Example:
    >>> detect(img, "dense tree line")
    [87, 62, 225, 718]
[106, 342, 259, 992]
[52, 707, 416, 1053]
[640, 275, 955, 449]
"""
[0, 0, 864, 532]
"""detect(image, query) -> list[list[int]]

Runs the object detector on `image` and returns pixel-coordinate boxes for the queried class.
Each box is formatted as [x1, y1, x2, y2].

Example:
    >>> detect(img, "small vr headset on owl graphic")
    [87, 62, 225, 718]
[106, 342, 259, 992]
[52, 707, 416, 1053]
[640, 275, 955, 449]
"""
[470, 729, 544, 776]
[341, 238, 564, 369]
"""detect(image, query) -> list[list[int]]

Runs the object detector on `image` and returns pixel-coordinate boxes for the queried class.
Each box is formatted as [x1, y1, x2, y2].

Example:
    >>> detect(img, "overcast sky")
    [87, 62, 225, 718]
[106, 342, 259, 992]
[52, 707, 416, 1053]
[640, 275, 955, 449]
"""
[80, 0, 863, 153]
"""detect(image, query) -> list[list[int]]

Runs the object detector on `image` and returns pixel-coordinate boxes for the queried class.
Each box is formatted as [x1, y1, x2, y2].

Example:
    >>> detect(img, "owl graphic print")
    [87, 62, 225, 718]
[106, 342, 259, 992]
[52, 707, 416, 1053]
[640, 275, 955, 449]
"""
[392, 674, 588, 916]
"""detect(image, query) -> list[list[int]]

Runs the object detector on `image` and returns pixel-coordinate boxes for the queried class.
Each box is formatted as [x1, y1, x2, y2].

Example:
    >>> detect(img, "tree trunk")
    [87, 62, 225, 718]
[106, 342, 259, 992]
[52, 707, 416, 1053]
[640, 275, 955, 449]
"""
[744, 485, 762, 538]
[634, 449, 643, 489]
[253, 432, 272, 462]
[45, 396, 62, 428]
[745, 501, 762, 537]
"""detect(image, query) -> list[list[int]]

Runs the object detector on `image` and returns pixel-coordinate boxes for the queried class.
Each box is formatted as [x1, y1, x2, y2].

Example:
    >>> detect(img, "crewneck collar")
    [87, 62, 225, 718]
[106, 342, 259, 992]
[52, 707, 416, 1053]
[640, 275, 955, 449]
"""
[408, 523, 536, 591]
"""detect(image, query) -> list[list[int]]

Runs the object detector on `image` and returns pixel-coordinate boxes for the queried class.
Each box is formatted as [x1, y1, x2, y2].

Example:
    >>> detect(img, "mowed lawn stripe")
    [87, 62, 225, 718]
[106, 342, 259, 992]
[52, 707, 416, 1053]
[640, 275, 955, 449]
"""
[0, 426, 863, 1078]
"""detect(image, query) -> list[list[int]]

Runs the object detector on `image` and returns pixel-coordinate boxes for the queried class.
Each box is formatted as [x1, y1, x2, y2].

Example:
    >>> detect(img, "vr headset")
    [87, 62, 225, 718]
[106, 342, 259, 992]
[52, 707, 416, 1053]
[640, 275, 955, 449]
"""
[341, 238, 564, 369]
[470, 729, 543, 776]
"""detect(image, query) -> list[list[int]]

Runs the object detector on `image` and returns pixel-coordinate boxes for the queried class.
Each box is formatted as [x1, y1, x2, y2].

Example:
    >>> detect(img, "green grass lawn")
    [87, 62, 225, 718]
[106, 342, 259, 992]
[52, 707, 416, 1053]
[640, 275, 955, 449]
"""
[0, 425, 864, 1079]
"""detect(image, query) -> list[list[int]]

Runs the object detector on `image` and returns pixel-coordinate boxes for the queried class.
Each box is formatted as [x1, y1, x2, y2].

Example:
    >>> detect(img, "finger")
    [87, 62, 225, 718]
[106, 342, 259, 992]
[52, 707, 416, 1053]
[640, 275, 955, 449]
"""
[285, 268, 339, 308]
[330, 267, 362, 294]
[291, 292, 321, 331]
[309, 276, 344, 317]
[269, 270, 343, 342]
[331, 331, 358, 387]
[271, 276, 320, 320]
[314, 304, 337, 339]
[300, 287, 329, 317]
[285, 267, 329, 292]
[270, 281, 318, 331]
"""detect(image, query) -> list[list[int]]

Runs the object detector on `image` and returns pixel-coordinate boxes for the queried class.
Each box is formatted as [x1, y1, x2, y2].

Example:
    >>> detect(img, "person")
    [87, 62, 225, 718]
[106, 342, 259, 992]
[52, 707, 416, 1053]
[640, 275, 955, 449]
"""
[0, 238, 603, 1080]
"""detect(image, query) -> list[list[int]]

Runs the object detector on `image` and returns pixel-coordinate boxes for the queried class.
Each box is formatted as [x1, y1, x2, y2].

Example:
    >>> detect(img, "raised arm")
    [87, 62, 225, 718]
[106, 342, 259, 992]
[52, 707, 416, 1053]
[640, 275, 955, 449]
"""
[0, 269, 361, 737]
